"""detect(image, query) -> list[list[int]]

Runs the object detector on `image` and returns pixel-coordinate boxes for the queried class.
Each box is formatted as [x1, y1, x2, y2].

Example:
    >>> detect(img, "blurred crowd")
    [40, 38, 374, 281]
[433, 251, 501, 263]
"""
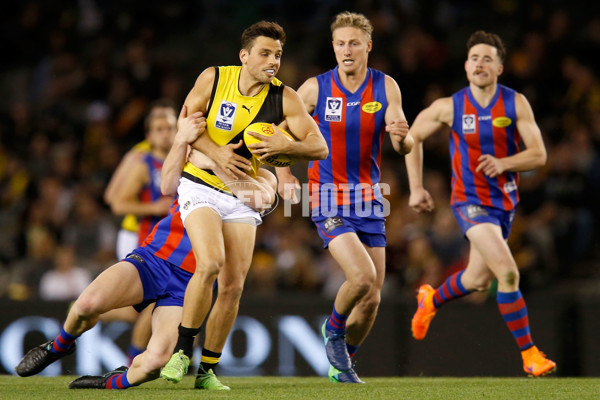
[1, 0, 599, 302]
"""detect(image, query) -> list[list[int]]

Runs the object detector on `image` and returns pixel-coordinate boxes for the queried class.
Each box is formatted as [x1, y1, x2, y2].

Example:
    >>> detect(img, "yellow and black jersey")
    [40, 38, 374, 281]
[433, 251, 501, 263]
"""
[182, 65, 284, 193]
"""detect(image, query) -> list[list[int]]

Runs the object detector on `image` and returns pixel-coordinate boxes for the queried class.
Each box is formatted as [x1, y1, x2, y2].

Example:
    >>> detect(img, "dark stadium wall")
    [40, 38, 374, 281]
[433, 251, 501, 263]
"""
[0, 295, 596, 376]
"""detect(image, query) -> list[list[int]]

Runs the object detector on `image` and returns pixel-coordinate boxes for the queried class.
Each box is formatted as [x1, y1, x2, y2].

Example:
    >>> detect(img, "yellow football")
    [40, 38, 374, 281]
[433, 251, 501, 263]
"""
[243, 122, 296, 167]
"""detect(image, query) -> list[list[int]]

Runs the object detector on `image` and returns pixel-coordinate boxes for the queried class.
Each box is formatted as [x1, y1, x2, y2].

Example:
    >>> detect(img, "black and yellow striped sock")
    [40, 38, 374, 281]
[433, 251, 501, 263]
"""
[199, 348, 221, 374]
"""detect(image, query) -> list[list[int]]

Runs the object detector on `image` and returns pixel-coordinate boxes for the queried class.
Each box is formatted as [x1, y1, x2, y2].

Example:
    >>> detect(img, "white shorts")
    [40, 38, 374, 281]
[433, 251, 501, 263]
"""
[116, 229, 138, 260]
[177, 177, 261, 227]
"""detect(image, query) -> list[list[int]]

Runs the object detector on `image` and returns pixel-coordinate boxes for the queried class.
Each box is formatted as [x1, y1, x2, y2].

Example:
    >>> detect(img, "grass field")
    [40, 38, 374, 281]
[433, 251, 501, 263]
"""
[2, 376, 600, 400]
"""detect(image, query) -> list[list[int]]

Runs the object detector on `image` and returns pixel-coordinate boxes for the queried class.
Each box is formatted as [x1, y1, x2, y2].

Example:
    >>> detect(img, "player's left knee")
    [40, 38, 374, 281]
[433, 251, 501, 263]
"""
[143, 350, 172, 374]
[500, 270, 520, 287]
[358, 293, 381, 315]
[217, 281, 244, 301]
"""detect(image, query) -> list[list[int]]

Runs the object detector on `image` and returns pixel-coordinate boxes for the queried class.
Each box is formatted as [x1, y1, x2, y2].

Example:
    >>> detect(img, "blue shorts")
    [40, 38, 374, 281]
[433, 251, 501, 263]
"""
[123, 247, 192, 312]
[311, 200, 386, 249]
[451, 204, 516, 239]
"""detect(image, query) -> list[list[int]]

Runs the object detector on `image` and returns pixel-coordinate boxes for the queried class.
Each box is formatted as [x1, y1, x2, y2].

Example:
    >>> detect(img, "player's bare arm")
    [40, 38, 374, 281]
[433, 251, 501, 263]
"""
[247, 85, 327, 161]
[104, 149, 145, 206]
[112, 160, 172, 216]
[274, 77, 320, 201]
[383, 75, 412, 155]
[405, 97, 453, 213]
[476, 93, 547, 177]
[185, 67, 252, 178]
[161, 105, 206, 196]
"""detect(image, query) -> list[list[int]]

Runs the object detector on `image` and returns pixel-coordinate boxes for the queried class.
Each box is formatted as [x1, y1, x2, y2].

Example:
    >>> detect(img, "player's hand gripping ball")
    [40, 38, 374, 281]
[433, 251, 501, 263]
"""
[244, 122, 296, 167]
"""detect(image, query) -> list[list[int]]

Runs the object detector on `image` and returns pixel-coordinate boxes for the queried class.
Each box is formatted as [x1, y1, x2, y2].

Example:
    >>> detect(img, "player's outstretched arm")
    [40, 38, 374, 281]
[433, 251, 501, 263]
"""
[161, 105, 206, 196]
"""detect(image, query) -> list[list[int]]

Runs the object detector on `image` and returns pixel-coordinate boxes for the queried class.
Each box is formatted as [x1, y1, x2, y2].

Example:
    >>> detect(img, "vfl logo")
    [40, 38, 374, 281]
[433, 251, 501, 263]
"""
[462, 114, 476, 134]
[215, 101, 237, 131]
[325, 97, 342, 122]
[242, 105, 253, 114]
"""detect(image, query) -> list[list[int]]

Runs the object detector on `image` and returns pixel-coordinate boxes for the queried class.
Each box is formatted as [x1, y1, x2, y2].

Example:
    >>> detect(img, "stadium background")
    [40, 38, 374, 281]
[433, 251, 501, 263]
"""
[0, 0, 599, 377]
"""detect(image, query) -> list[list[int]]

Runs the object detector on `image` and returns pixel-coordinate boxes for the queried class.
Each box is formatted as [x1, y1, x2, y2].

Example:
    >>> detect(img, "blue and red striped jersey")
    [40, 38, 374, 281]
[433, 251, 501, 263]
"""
[308, 67, 388, 208]
[449, 84, 521, 211]
[137, 154, 166, 245]
[141, 199, 196, 273]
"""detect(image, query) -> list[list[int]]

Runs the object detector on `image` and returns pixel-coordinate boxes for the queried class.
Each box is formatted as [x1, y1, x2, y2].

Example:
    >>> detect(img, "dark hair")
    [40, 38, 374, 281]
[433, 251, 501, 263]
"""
[241, 21, 286, 51]
[144, 102, 176, 132]
[467, 30, 506, 63]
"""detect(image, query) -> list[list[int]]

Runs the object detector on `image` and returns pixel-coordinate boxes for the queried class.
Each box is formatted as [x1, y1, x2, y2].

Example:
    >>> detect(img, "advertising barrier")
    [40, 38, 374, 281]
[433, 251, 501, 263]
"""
[0, 294, 597, 376]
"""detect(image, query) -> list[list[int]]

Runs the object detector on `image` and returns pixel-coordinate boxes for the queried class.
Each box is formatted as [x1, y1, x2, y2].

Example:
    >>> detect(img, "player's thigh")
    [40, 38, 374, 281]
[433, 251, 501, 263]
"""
[329, 232, 376, 280]
[221, 222, 257, 283]
[465, 223, 517, 275]
[98, 306, 139, 323]
[79, 261, 144, 312]
[185, 207, 226, 267]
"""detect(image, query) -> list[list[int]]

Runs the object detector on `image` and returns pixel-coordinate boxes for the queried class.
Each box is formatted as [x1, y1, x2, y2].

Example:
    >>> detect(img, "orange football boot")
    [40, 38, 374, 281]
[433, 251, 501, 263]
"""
[521, 346, 556, 377]
[411, 284, 437, 340]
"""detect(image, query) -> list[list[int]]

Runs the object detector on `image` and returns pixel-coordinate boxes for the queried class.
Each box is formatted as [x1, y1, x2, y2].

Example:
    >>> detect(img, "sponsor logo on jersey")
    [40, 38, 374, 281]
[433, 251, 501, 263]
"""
[362, 101, 382, 113]
[215, 101, 237, 131]
[466, 204, 488, 218]
[324, 216, 344, 233]
[462, 114, 476, 134]
[325, 97, 342, 122]
[492, 116, 512, 128]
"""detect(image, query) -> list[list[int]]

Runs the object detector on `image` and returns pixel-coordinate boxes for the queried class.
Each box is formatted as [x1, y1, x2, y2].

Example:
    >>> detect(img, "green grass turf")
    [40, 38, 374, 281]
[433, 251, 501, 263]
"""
[2, 376, 600, 400]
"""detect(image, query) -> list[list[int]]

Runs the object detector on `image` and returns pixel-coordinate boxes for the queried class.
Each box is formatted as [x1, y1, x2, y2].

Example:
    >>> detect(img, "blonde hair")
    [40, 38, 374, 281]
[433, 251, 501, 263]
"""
[330, 11, 373, 40]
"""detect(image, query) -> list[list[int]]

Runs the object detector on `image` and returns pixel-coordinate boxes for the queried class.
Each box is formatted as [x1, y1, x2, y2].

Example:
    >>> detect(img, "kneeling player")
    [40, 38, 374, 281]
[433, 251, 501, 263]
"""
[15, 112, 277, 389]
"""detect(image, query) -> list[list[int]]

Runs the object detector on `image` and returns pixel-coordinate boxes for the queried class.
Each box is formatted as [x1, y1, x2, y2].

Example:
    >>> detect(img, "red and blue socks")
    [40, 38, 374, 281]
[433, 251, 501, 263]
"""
[497, 290, 534, 350]
[326, 306, 348, 334]
[128, 344, 145, 365]
[433, 270, 472, 308]
[50, 327, 77, 354]
[105, 371, 133, 389]
[346, 343, 359, 359]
